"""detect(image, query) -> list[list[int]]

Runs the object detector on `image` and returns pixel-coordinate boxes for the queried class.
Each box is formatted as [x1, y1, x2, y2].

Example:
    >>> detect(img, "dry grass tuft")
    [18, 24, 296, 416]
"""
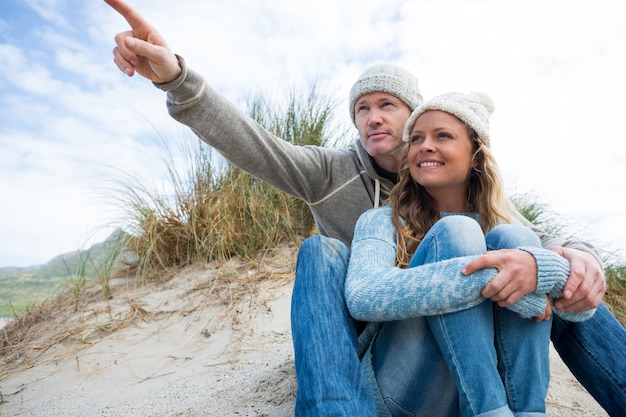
[0, 269, 150, 380]
[189, 241, 298, 313]
[0, 241, 299, 383]
[604, 263, 626, 325]
[107, 84, 343, 283]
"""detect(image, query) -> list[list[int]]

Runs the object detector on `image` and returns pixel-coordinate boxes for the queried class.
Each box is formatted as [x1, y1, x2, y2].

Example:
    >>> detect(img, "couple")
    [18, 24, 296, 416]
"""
[104, 1, 626, 416]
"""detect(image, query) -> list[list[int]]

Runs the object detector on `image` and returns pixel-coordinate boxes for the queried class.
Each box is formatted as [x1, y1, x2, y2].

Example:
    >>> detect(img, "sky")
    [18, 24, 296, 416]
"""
[1, 0, 625, 267]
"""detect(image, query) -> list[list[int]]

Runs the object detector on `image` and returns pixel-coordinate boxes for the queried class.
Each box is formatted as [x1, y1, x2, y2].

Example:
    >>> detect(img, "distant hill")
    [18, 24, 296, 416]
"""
[0, 229, 134, 318]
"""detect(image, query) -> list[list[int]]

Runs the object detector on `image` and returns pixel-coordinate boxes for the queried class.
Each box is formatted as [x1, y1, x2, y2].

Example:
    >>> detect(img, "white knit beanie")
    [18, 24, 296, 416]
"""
[349, 63, 423, 125]
[402, 92, 495, 147]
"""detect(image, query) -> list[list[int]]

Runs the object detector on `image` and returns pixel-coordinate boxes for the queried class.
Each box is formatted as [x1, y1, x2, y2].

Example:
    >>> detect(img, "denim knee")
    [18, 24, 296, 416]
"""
[295, 235, 350, 290]
[486, 224, 541, 251]
[426, 215, 486, 258]
[298, 235, 349, 257]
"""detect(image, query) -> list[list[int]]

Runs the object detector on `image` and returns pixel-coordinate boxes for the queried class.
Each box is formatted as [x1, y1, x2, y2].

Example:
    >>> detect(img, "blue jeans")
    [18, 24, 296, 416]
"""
[291, 235, 376, 416]
[373, 217, 551, 417]
[290, 233, 626, 416]
[551, 302, 626, 416]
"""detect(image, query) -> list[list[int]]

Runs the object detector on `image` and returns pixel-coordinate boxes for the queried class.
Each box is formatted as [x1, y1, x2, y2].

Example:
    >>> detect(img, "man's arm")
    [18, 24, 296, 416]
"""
[104, 0, 341, 206]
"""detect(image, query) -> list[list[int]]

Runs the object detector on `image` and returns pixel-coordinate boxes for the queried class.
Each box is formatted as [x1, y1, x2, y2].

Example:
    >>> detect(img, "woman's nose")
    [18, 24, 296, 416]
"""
[420, 136, 435, 152]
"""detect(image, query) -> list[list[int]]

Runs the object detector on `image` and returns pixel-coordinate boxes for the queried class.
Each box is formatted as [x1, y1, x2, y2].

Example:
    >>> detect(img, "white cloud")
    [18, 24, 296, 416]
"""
[20, 0, 71, 28]
[0, 45, 63, 95]
[1, 0, 625, 266]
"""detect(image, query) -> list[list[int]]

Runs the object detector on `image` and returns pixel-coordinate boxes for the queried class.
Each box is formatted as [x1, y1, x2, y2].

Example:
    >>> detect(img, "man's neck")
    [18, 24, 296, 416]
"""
[372, 155, 401, 175]
[372, 160, 398, 184]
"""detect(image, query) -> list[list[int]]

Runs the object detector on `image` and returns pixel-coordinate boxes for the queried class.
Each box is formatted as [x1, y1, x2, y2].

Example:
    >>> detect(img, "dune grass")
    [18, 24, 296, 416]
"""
[0, 84, 347, 376]
[605, 263, 626, 324]
[110, 85, 348, 281]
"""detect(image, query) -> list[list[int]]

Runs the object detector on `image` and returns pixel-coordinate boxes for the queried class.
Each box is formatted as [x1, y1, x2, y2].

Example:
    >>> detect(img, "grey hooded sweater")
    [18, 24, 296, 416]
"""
[154, 56, 603, 263]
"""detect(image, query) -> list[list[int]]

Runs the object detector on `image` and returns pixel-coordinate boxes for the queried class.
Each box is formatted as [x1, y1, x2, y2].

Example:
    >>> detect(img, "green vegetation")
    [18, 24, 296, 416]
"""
[0, 266, 66, 317]
[603, 260, 626, 325]
[0, 229, 132, 318]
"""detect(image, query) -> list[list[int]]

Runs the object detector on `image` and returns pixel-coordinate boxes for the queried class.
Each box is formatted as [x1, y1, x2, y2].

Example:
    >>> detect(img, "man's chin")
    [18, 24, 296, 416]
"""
[368, 142, 404, 156]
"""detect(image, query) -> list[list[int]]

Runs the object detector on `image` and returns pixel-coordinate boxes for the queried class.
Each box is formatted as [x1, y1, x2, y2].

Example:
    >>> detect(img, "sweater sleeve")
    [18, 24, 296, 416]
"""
[518, 246, 596, 322]
[346, 208, 522, 321]
[345, 207, 594, 322]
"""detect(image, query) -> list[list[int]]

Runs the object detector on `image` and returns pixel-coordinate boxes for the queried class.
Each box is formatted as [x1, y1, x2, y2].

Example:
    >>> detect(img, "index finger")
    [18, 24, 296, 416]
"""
[104, 0, 150, 30]
[462, 253, 491, 275]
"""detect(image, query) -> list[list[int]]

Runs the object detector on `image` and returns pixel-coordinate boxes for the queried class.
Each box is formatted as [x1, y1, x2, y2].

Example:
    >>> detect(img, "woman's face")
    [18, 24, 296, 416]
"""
[406, 110, 474, 205]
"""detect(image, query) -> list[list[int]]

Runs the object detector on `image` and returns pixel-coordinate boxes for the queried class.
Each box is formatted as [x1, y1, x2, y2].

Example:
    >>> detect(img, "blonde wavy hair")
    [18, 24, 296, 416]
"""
[390, 125, 513, 268]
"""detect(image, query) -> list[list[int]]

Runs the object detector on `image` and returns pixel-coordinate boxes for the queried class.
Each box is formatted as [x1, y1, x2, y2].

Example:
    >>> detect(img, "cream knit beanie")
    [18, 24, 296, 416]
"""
[349, 63, 423, 125]
[402, 92, 495, 147]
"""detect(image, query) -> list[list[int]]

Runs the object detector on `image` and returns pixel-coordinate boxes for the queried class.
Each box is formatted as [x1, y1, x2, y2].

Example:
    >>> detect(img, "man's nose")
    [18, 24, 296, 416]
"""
[368, 109, 382, 125]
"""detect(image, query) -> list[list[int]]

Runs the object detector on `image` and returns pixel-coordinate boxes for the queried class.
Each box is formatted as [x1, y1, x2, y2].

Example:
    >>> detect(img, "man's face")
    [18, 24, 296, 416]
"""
[354, 92, 412, 172]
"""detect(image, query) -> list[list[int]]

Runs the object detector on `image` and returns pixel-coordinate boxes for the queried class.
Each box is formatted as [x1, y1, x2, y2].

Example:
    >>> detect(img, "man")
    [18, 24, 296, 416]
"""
[104, 1, 625, 415]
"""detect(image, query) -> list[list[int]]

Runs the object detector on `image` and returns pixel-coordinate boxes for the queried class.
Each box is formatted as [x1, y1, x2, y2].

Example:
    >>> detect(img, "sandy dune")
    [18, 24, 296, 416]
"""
[0, 242, 609, 416]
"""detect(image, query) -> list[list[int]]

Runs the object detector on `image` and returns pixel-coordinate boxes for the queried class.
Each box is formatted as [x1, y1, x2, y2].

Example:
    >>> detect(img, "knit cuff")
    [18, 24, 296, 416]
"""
[553, 307, 596, 322]
[517, 246, 594, 322]
[508, 293, 548, 319]
[505, 246, 565, 319]
[517, 246, 569, 294]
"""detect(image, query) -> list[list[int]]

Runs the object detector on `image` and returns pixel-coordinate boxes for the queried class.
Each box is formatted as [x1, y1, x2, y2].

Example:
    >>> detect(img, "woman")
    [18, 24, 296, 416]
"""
[345, 92, 594, 417]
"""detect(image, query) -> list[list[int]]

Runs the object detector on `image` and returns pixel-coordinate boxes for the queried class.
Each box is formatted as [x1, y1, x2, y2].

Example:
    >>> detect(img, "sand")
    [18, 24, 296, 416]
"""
[0, 242, 609, 416]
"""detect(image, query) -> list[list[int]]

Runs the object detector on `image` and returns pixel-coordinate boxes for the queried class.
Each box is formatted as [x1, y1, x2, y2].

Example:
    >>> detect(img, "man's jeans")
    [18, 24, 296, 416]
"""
[551, 302, 626, 416]
[291, 235, 626, 416]
[291, 235, 376, 416]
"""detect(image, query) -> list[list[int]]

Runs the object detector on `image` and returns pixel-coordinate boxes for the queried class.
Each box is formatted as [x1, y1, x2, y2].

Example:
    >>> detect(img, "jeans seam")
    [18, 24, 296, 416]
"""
[494, 308, 517, 412]
[436, 315, 479, 416]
